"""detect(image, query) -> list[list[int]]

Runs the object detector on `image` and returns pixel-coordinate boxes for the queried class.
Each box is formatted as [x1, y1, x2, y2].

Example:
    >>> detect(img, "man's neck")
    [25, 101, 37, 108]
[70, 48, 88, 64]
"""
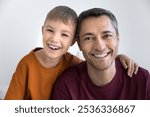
[87, 61, 116, 86]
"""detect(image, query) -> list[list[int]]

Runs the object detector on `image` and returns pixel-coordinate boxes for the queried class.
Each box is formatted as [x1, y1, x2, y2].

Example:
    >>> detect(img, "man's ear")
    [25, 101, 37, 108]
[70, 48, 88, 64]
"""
[76, 38, 82, 51]
[117, 33, 120, 43]
[117, 32, 120, 41]
[116, 33, 120, 47]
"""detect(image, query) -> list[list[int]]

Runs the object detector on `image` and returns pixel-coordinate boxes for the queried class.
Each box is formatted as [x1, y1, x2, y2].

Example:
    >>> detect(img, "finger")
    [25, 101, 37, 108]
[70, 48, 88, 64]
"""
[129, 61, 135, 77]
[127, 61, 132, 77]
[120, 59, 128, 69]
[134, 63, 139, 74]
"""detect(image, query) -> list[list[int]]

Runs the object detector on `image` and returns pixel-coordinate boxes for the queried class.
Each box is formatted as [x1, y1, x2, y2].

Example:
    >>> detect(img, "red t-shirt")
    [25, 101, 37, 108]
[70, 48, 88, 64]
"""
[52, 59, 150, 100]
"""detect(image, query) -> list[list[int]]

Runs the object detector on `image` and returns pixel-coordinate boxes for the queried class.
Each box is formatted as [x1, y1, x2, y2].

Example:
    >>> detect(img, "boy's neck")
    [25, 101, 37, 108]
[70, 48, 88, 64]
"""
[35, 49, 61, 68]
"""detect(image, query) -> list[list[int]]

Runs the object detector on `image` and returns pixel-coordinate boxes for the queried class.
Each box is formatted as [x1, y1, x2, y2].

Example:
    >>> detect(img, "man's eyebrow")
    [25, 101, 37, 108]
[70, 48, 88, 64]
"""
[102, 31, 112, 34]
[81, 33, 93, 37]
[82, 31, 113, 36]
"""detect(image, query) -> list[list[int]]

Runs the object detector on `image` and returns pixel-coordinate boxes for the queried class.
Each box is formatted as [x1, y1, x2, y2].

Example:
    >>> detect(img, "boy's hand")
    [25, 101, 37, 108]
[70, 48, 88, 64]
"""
[117, 54, 138, 77]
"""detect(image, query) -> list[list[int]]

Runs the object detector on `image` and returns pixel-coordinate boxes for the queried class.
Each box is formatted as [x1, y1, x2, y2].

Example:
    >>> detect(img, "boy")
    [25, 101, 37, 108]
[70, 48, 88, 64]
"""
[5, 6, 138, 100]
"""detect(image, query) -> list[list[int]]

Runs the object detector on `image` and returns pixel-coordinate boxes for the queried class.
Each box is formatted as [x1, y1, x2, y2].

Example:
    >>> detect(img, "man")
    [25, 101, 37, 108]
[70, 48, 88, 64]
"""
[52, 8, 150, 99]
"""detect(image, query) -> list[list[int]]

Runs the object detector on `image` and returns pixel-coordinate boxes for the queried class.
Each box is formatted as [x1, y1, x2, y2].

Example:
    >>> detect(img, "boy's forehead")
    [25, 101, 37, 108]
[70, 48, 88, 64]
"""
[44, 19, 76, 34]
[45, 18, 75, 26]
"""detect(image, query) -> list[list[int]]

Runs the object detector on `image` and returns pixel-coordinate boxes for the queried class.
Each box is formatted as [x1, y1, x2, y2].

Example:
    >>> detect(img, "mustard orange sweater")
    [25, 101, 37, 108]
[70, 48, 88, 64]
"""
[5, 48, 82, 100]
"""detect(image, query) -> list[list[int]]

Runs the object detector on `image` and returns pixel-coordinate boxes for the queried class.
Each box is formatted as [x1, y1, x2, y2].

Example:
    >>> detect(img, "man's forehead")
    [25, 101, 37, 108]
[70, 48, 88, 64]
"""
[80, 16, 115, 33]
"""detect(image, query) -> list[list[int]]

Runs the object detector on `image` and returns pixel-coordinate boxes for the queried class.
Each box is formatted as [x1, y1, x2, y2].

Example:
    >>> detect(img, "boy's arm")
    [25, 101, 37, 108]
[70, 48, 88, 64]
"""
[4, 60, 28, 100]
[117, 54, 138, 77]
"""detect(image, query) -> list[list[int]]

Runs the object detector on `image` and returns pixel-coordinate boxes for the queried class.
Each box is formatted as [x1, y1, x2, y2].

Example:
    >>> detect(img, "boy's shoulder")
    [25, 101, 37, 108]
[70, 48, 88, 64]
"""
[19, 47, 42, 64]
[63, 52, 83, 64]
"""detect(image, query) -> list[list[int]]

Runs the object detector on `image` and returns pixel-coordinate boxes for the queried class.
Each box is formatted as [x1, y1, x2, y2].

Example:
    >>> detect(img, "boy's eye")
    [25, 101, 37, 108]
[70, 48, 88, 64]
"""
[47, 29, 53, 32]
[62, 33, 69, 37]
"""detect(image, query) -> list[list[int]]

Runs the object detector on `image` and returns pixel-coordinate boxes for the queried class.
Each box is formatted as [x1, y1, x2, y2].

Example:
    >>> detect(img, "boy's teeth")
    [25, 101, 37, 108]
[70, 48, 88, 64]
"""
[48, 44, 59, 50]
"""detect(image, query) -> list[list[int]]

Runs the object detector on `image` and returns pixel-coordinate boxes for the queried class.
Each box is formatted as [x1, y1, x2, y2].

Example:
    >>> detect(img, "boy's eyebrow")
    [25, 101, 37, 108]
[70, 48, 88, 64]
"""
[61, 30, 73, 35]
[45, 25, 53, 29]
[45, 24, 73, 36]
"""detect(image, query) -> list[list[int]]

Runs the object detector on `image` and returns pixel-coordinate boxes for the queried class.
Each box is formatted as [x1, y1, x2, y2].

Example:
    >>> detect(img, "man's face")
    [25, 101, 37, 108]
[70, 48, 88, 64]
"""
[78, 15, 119, 71]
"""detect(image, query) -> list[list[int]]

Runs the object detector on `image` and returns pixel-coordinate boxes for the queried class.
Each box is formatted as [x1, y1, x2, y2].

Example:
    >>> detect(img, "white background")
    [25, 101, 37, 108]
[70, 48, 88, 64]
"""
[0, 0, 150, 99]
[0, 100, 149, 117]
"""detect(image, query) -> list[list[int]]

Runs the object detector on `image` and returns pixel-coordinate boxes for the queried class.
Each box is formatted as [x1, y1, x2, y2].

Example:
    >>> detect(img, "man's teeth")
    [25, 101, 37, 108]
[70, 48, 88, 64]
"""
[93, 53, 108, 58]
[48, 44, 60, 50]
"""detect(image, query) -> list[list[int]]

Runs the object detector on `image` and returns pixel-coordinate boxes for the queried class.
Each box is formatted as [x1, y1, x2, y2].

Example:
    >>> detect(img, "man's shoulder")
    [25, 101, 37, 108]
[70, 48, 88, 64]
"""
[55, 61, 87, 86]
[63, 52, 83, 63]
[59, 61, 87, 80]
[136, 67, 150, 79]
[116, 59, 150, 79]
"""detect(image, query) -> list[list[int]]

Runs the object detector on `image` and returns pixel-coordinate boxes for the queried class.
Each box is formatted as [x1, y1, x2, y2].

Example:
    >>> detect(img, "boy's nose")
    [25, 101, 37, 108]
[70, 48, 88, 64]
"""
[50, 33, 59, 42]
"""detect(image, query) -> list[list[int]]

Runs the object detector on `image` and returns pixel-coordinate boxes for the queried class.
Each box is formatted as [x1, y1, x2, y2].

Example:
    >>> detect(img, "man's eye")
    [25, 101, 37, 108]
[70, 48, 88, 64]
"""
[84, 37, 93, 40]
[103, 34, 112, 39]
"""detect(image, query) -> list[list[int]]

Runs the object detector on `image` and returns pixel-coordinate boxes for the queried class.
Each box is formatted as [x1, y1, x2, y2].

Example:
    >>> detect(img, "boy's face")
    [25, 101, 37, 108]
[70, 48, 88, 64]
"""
[78, 16, 119, 71]
[42, 20, 76, 59]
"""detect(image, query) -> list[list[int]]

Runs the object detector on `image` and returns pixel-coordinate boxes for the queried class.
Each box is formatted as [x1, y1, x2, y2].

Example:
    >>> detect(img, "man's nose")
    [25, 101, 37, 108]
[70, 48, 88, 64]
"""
[94, 37, 106, 51]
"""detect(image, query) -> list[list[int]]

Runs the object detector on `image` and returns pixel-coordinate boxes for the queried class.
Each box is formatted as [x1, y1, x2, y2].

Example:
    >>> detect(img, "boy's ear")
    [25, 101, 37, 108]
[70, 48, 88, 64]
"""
[71, 37, 77, 46]
[42, 26, 44, 34]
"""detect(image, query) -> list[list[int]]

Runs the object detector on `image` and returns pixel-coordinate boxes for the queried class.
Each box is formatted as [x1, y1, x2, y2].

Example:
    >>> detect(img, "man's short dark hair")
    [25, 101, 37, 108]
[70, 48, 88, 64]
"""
[76, 8, 118, 37]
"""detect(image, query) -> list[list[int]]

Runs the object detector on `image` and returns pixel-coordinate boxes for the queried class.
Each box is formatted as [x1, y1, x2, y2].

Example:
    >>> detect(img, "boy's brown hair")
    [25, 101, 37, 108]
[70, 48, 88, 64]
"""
[44, 6, 77, 27]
